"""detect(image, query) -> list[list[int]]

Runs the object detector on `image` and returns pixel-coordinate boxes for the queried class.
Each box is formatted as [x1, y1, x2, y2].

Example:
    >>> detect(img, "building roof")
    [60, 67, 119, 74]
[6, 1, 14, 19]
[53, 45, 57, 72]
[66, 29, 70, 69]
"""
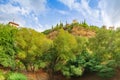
[8, 22, 19, 26]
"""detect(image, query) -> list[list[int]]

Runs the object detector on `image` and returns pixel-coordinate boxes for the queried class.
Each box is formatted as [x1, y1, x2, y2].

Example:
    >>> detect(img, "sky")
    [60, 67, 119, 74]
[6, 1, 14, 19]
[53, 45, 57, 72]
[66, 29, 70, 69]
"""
[0, 0, 120, 31]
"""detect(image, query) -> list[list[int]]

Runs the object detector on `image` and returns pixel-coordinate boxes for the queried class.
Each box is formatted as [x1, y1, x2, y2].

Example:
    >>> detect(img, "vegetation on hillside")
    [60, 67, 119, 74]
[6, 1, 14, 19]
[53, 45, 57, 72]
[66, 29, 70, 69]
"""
[0, 22, 120, 80]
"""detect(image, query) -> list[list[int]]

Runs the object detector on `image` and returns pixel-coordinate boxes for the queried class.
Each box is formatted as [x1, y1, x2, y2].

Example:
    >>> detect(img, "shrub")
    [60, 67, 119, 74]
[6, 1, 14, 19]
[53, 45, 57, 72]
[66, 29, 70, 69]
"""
[7, 72, 27, 80]
[0, 71, 5, 80]
[97, 66, 115, 78]
[95, 60, 116, 78]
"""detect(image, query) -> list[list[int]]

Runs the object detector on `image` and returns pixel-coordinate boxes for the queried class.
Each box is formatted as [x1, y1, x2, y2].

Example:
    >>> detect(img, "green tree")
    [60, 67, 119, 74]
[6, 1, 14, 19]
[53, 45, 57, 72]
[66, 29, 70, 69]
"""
[88, 29, 116, 78]
[112, 29, 120, 67]
[89, 29, 115, 61]
[53, 29, 77, 70]
[44, 29, 77, 80]
[80, 20, 89, 28]
[61, 50, 90, 77]
[16, 28, 52, 71]
[0, 24, 17, 70]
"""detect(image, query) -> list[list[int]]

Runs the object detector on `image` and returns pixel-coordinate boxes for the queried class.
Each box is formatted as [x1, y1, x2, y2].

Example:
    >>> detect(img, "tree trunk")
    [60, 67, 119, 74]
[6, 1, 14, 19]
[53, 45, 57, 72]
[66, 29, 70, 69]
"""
[48, 68, 55, 80]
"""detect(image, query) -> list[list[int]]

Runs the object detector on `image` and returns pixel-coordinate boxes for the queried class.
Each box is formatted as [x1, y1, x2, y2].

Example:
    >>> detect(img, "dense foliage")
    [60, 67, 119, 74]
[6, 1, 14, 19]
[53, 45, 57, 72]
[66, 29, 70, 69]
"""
[0, 23, 120, 80]
[0, 24, 17, 70]
[7, 72, 27, 80]
[15, 28, 52, 71]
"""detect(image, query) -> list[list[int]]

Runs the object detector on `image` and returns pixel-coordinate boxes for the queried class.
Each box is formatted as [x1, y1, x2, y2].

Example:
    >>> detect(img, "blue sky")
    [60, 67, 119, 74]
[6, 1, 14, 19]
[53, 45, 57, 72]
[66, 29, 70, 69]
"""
[0, 0, 120, 31]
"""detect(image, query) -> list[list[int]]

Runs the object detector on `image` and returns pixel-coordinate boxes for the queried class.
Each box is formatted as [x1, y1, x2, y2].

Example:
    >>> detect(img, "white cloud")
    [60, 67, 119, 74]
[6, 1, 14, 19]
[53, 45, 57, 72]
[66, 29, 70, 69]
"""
[58, 0, 101, 26]
[57, 10, 68, 15]
[59, 0, 120, 28]
[10, 0, 47, 15]
[0, 4, 19, 14]
[99, 0, 120, 28]
[0, 4, 26, 26]
[1, 0, 120, 31]
[0, 0, 47, 32]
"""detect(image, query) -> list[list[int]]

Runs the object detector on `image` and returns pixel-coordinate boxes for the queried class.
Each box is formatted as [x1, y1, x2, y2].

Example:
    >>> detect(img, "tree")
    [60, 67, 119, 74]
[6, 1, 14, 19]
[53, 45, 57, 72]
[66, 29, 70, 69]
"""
[15, 28, 52, 71]
[81, 20, 89, 28]
[88, 29, 116, 78]
[44, 29, 77, 80]
[0, 24, 17, 70]
[112, 29, 120, 67]
[88, 29, 115, 61]
[53, 29, 77, 70]
[61, 50, 90, 77]
[75, 36, 88, 53]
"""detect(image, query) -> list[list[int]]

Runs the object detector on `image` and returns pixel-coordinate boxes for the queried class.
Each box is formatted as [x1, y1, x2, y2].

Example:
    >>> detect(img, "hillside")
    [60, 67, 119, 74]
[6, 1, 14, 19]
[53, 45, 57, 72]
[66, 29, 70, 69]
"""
[0, 23, 120, 80]
[43, 21, 98, 39]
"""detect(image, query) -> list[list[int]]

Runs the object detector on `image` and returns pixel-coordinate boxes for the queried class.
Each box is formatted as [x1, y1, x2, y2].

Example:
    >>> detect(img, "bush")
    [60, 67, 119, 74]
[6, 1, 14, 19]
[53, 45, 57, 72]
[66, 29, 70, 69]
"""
[0, 71, 5, 80]
[95, 60, 116, 78]
[7, 72, 27, 80]
[43, 29, 52, 34]
[97, 67, 115, 78]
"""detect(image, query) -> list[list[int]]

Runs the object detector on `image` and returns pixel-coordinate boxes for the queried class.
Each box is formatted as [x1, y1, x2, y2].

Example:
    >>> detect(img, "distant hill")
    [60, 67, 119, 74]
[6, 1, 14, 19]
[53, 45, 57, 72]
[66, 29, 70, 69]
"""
[43, 21, 99, 39]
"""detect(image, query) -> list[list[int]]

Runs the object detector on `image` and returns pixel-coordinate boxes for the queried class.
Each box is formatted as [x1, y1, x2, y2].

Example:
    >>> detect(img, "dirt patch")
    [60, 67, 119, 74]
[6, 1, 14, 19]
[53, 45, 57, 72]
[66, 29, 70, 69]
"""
[25, 68, 120, 80]
[71, 27, 95, 37]
[24, 70, 49, 80]
[1, 67, 120, 80]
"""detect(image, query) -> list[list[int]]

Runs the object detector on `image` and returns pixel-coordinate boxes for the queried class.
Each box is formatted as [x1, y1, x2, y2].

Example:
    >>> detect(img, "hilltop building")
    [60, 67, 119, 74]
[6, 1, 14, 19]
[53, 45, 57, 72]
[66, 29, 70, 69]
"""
[8, 22, 19, 27]
[109, 26, 114, 30]
[72, 19, 78, 24]
[101, 25, 107, 29]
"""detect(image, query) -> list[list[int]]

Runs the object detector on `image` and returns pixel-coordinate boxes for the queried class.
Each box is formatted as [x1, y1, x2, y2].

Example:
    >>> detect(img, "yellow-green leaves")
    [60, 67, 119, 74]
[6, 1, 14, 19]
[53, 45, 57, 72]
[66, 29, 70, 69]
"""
[54, 29, 77, 61]
[0, 24, 17, 69]
[15, 28, 52, 71]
